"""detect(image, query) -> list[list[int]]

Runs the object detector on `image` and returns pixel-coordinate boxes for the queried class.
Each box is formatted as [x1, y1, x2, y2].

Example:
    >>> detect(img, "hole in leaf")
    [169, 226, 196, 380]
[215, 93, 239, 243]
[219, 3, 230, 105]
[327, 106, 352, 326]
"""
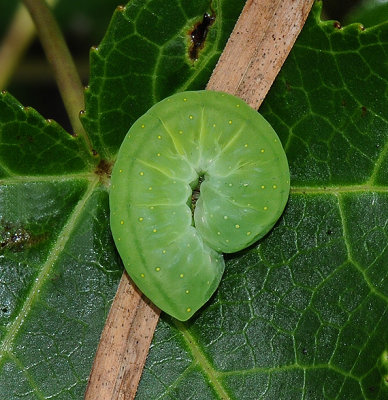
[189, 12, 215, 61]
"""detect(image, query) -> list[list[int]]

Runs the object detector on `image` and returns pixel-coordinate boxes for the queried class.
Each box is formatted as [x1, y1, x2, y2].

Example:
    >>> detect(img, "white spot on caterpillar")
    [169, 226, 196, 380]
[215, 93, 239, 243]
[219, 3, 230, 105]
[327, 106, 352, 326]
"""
[228, 183, 233, 187]
[189, 115, 193, 119]
[141, 124, 145, 128]
[261, 185, 265, 189]
[236, 104, 240, 108]
[263, 206, 268, 211]
[120, 220, 124, 225]
[244, 144, 248, 148]
[155, 267, 161, 272]
[139, 171, 144, 176]
[140, 273, 145, 278]
[186, 308, 191, 313]
[235, 224, 240, 229]
[185, 290, 189, 294]
[228, 120, 232, 124]
[213, 123, 216, 127]
[148, 187, 153, 191]
[138, 217, 144, 222]
[183, 98, 187, 102]
[273, 184, 277, 189]
[224, 216, 228, 220]
[157, 153, 161, 157]
[180, 274, 184, 278]
[243, 183, 248, 187]
[217, 232, 221, 235]
[247, 231, 251, 236]
[261, 149, 265, 153]
[162, 250, 166, 254]
[153, 228, 157, 233]
[157, 135, 162, 139]
[179, 130, 183, 134]
[119, 169, 123, 173]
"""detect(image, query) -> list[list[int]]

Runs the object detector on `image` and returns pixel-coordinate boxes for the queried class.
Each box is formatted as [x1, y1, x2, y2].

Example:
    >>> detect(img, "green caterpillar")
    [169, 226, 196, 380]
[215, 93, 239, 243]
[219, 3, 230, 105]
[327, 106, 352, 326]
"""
[110, 91, 290, 321]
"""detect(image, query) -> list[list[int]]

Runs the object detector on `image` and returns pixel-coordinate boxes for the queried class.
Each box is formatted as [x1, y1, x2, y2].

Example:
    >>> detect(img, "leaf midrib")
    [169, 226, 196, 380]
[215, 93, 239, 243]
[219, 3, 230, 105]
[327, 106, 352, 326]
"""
[0, 171, 95, 184]
[0, 176, 100, 361]
[174, 320, 232, 400]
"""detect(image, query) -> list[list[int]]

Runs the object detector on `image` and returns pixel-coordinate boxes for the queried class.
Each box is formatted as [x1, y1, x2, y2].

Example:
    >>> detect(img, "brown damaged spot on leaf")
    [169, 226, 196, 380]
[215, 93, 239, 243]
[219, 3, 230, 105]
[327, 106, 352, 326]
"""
[0, 220, 48, 252]
[333, 21, 341, 29]
[95, 159, 113, 186]
[189, 12, 216, 61]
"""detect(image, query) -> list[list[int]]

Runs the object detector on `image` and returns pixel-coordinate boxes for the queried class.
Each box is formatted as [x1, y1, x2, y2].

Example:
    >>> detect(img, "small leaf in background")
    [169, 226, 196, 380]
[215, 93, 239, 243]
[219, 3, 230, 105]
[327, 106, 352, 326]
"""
[345, 0, 388, 27]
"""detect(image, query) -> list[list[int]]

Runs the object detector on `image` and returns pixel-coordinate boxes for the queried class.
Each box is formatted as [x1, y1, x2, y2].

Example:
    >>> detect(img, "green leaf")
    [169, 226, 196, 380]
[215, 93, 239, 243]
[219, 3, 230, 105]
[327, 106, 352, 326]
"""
[1, 1, 387, 400]
[0, 91, 123, 398]
[0, 0, 245, 398]
[81, 0, 246, 158]
[135, 4, 388, 399]
[345, 0, 388, 28]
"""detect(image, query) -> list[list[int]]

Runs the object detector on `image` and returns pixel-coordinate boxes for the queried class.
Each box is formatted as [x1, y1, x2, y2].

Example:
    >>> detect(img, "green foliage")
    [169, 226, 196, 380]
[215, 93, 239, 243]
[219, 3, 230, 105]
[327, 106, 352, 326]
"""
[0, 1, 387, 400]
[345, 0, 388, 28]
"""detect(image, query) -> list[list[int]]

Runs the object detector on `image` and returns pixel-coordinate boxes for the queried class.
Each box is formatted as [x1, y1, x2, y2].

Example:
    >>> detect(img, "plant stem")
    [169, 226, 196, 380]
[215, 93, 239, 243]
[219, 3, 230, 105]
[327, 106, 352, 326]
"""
[0, 0, 58, 90]
[22, 0, 92, 150]
[0, 5, 35, 89]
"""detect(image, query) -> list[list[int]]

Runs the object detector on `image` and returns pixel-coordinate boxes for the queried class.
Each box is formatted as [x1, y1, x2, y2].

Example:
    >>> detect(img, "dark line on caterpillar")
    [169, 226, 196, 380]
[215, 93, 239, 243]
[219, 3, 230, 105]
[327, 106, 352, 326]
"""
[154, 114, 189, 159]
[218, 125, 245, 153]
[208, 161, 263, 179]
[205, 125, 246, 169]
[136, 158, 187, 182]
[205, 184, 261, 212]
[198, 105, 206, 164]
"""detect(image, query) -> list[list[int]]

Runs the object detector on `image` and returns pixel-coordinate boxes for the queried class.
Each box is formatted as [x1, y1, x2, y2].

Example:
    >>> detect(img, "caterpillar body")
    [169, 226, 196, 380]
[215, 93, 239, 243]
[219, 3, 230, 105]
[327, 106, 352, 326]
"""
[110, 91, 289, 321]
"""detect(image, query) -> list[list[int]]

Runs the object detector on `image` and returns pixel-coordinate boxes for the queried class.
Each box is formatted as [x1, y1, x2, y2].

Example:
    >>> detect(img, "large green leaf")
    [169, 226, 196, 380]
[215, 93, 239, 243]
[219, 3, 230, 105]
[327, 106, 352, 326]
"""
[0, 1, 387, 400]
[135, 4, 388, 400]
[0, 0, 245, 398]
